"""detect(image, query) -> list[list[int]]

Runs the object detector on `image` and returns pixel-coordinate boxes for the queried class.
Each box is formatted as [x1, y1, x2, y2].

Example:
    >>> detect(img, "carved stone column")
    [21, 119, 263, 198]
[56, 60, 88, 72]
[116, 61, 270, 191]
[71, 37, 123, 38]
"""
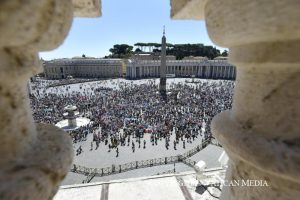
[171, 0, 300, 199]
[0, 1, 74, 199]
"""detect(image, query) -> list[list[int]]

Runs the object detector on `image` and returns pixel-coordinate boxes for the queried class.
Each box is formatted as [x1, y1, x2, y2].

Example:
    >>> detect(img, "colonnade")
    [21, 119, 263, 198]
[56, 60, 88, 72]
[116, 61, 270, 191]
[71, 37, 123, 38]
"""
[126, 64, 236, 80]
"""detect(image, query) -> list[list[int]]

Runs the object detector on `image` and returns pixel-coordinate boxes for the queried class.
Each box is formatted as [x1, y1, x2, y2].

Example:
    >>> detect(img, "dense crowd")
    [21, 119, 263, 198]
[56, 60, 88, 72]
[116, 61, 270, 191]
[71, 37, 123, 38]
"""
[47, 78, 98, 88]
[29, 79, 234, 157]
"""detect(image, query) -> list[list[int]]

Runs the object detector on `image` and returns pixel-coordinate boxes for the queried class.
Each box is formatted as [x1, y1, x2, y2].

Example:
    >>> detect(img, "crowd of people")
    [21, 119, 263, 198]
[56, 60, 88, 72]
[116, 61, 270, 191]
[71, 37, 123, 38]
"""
[29, 78, 234, 157]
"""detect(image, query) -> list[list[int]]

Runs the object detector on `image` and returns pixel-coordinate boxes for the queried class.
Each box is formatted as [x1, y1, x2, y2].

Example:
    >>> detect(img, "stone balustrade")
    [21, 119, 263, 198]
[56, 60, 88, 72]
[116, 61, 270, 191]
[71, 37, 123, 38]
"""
[0, 0, 101, 199]
[171, 0, 300, 199]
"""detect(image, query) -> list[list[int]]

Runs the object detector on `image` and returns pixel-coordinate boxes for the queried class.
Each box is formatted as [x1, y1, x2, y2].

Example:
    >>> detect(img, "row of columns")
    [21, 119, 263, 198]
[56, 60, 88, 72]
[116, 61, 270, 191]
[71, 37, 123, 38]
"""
[126, 64, 236, 80]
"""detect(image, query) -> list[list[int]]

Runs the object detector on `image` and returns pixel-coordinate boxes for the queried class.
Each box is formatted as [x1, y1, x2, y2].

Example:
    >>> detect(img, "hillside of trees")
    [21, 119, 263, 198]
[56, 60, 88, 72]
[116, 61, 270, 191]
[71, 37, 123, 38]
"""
[105, 43, 228, 59]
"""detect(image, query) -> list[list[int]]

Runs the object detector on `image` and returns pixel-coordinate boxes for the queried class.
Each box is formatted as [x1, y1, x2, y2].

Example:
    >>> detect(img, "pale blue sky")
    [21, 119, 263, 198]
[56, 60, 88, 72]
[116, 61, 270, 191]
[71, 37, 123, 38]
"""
[40, 0, 223, 60]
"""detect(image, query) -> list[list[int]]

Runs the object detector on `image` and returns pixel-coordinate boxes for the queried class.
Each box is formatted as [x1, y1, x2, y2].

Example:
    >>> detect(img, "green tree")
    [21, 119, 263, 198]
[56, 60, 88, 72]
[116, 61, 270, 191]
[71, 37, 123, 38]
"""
[135, 48, 142, 53]
[109, 44, 133, 58]
[167, 43, 220, 59]
[221, 50, 229, 57]
[108, 42, 222, 59]
[134, 42, 147, 52]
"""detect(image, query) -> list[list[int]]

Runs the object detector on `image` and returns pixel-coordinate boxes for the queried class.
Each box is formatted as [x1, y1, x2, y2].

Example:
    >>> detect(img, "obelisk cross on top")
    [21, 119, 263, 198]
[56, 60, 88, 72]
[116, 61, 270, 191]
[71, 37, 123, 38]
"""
[159, 26, 167, 99]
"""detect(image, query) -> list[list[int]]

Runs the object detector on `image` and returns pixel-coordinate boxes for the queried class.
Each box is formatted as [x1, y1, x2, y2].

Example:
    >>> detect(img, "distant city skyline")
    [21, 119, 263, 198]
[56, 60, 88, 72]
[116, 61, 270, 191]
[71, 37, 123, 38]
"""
[39, 0, 225, 60]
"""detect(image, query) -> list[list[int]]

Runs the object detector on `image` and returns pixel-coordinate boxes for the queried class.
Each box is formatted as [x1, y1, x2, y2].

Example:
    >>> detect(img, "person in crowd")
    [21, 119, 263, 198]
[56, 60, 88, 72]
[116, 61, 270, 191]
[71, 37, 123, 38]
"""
[29, 78, 234, 157]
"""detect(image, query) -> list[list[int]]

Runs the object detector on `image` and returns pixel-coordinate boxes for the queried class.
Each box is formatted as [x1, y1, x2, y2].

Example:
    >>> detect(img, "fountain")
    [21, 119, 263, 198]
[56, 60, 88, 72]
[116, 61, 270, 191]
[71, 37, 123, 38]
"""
[55, 105, 90, 131]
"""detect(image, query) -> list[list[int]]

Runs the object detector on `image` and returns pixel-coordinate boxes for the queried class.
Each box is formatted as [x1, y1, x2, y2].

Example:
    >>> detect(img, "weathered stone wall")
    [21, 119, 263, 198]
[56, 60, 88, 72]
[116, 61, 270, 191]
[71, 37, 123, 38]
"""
[0, 0, 101, 199]
[171, 0, 300, 199]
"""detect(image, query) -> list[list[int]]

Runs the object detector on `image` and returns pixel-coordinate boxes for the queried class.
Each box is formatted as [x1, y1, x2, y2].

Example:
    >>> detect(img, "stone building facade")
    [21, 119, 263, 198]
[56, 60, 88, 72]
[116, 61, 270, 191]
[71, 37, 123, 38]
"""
[44, 55, 236, 80]
[126, 57, 236, 80]
[130, 53, 176, 61]
[44, 57, 124, 79]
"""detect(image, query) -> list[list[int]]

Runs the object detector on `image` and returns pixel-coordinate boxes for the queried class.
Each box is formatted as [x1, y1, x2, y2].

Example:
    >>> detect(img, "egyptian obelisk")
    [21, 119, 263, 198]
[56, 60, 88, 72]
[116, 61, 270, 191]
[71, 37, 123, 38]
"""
[159, 26, 167, 99]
